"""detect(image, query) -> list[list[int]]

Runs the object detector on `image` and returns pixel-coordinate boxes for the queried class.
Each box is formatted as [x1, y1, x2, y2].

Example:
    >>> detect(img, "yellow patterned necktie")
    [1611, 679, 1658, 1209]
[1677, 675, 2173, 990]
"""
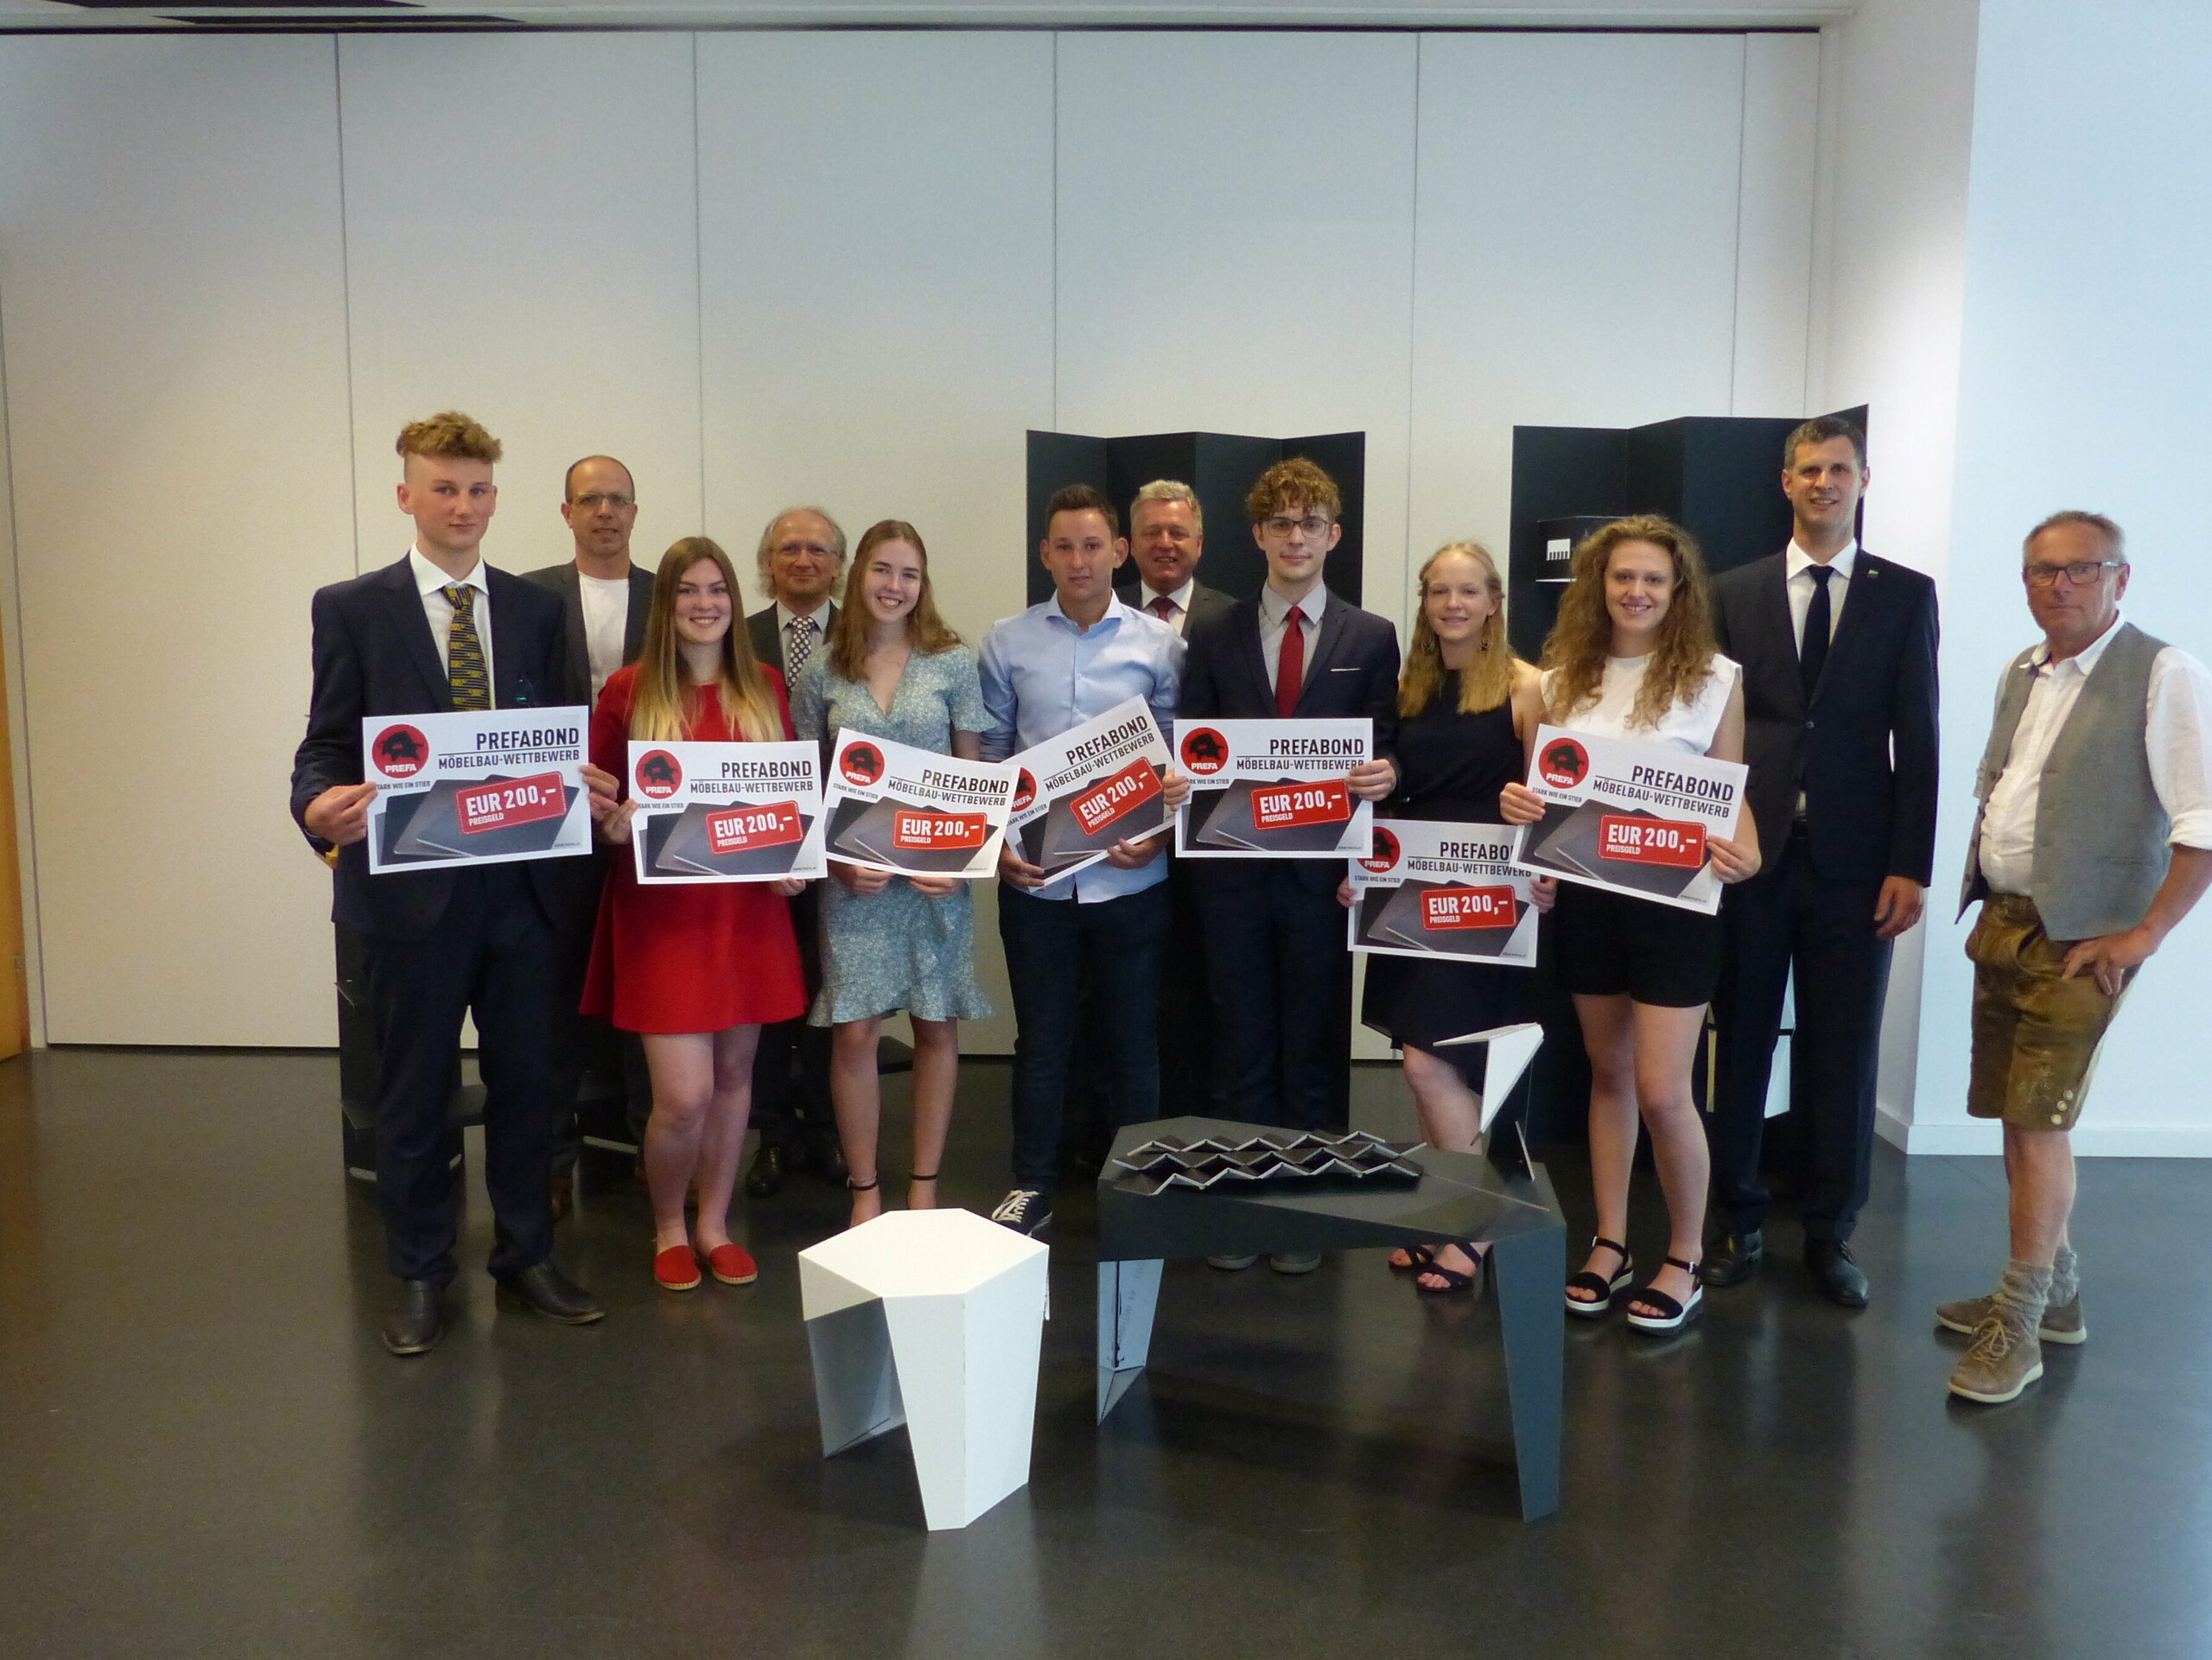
[443, 584, 490, 711]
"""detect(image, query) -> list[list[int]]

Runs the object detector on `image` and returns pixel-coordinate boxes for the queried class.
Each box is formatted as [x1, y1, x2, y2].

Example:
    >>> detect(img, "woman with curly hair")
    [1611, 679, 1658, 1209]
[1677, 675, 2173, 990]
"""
[1501, 515, 1760, 1333]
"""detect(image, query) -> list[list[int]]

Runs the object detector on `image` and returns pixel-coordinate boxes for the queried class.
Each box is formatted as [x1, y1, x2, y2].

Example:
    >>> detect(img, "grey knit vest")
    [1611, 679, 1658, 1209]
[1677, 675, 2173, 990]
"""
[1960, 620, 2170, 940]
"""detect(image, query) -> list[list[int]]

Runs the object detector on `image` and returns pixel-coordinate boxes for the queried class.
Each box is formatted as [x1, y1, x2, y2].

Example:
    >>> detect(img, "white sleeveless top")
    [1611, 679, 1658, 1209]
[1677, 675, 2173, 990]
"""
[1541, 652, 1739, 755]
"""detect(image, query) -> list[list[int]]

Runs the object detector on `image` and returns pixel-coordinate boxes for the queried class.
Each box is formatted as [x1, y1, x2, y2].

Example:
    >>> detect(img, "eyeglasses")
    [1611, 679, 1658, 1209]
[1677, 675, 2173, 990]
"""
[1262, 515, 1334, 538]
[775, 542, 836, 559]
[2023, 559, 2122, 589]
[571, 493, 635, 511]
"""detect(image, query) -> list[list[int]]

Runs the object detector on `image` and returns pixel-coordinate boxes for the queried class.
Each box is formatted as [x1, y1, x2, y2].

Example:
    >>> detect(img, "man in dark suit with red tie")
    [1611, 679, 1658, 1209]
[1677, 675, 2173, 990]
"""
[1705, 415, 1940, 1307]
[292, 412, 617, 1356]
[1178, 458, 1399, 1272]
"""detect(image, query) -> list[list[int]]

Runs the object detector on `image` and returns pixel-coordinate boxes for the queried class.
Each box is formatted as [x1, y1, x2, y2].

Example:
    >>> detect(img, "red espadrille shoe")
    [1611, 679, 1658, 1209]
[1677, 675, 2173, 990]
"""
[653, 1244, 702, 1292]
[707, 1243, 759, 1287]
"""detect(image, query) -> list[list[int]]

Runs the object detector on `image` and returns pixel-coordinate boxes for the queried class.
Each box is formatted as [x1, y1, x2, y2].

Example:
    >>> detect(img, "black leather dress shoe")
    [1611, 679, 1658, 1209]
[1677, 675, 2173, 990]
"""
[810, 1137, 849, 1185]
[496, 1260, 606, 1324]
[746, 1142, 786, 1199]
[383, 1280, 444, 1357]
[1806, 1239, 1870, 1308]
[1703, 1227, 1765, 1288]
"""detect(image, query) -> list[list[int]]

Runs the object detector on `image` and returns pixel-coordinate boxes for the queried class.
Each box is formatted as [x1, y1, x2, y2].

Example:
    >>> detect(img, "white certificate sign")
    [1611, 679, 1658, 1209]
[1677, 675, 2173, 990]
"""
[1510, 725, 1748, 915]
[1172, 717, 1375, 860]
[626, 740, 823, 885]
[363, 707, 592, 875]
[821, 729, 1018, 880]
[1346, 820, 1539, 967]
[1007, 696, 1173, 884]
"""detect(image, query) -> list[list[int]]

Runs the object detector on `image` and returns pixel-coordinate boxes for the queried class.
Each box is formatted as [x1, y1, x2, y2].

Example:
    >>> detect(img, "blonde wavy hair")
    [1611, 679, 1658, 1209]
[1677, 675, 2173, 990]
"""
[1400, 541, 1516, 717]
[626, 537, 785, 745]
[825, 520, 963, 681]
[1541, 515, 1717, 730]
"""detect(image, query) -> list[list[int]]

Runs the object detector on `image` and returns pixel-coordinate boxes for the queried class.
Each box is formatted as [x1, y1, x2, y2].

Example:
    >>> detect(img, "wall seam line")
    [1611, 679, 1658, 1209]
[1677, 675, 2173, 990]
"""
[1728, 30, 1749, 416]
[1401, 30, 1421, 629]
[691, 31, 708, 530]
[1050, 30, 1060, 430]
[0, 180, 50, 1048]
[334, 33, 362, 576]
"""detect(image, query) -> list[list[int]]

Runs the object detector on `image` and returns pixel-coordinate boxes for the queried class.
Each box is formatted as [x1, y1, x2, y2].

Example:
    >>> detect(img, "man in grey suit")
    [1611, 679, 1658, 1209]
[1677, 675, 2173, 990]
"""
[524, 455, 657, 1213]
[745, 506, 848, 1196]
[1116, 479, 1236, 640]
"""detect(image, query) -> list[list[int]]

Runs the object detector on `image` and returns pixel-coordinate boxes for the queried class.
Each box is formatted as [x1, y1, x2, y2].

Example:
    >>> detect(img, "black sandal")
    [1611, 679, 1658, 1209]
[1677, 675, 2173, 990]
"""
[1625, 1256, 1705, 1334]
[908, 1171, 938, 1183]
[1414, 1241, 1485, 1296]
[846, 1174, 879, 1193]
[1389, 1244, 1437, 1274]
[1565, 1236, 1635, 1318]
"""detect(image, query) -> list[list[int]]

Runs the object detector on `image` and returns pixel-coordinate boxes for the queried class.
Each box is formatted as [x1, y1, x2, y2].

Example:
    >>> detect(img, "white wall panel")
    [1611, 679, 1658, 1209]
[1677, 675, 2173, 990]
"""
[1405, 32, 1750, 575]
[698, 31, 1057, 1053]
[1054, 29, 1420, 630]
[337, 34, 703, 571]
[1732, 30, 1821, 416]
[0, 37, 354, 1044]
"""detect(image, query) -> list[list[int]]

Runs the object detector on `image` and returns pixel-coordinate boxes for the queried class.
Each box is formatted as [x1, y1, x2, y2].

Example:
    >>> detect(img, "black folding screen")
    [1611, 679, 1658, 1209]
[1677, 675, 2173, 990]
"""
[1024, 429, 1366, 609]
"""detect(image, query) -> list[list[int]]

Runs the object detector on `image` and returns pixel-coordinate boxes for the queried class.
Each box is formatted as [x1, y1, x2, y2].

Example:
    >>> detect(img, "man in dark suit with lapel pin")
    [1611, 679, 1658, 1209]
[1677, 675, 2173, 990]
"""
[1706, 415, 1940, 1307]
[1179, 458, 1400, 1272]
[292, 412, 616, 1356]
[742, 506, 848, 1197]
[1111, 480, 1236, 1119]
[524, 456, 657, 1217]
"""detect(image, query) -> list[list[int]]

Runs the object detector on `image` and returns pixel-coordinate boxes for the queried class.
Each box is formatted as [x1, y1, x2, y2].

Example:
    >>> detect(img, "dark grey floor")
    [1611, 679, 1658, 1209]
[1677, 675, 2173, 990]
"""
[2, 1048, 2208, 1659]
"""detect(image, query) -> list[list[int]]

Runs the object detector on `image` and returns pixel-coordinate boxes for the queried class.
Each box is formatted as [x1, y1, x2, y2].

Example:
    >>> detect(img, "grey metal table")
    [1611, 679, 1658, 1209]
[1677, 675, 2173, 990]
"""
[1094, 1115, 1567, 1521]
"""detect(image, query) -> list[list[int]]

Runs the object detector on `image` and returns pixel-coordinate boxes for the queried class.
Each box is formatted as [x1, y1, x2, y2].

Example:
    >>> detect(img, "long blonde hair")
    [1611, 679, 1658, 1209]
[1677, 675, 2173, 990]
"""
[1400, 541, 1516, 718]
[825, 519, 963, 681]
[627, 537, 784, 744]
[1541, 514, 1717, 730]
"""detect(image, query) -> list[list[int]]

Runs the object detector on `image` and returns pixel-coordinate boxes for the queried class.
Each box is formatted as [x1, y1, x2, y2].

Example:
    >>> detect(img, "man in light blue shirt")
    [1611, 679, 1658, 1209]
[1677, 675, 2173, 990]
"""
[978, 483, 1187, 1235]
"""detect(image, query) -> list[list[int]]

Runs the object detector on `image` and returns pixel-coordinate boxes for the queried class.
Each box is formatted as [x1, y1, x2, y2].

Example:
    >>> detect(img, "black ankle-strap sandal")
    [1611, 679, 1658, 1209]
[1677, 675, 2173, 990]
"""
[846, 1174, 880, 1193]
[1625, 1255, 1706, 1334]
[908, 1171, 938, 1183]
[1565, 1236, 1635, 1319]
[1414, 1240, 1486, 1296]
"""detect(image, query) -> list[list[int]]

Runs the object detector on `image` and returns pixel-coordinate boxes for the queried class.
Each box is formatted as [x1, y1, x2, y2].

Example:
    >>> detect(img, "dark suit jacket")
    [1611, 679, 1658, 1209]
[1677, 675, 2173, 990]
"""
[1179, 586, 1401, 894]
[1116, 580, 1236, 642]
[290, 555, 592, 942]
[1712, 549, 1939, 886]
[521, 560, 656, 709]
[747, 601, 836, 684]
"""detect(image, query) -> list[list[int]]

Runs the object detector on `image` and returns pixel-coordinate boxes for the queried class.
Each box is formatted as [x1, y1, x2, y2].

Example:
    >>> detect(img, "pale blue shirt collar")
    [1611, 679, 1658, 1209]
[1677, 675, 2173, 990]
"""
[1048, 591, 1133, 634]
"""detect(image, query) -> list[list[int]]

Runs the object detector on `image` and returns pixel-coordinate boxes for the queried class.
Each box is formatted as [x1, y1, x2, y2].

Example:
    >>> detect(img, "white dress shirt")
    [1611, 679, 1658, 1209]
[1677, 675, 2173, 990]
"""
[577, 571, 631, 699]
[774, 599, 834, 684]
[1137, 578, 1197, 637]
[409, 546, 493, 691]
[1978, 612, 2212, 895]
[1785, 538, 1858, 652]
[1258, 582, 1328, 695]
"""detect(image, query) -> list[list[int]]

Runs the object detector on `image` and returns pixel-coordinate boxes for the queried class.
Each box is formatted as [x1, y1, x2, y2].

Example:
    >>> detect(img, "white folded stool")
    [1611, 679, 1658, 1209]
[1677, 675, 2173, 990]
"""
[798, 1209, 1050, 1530]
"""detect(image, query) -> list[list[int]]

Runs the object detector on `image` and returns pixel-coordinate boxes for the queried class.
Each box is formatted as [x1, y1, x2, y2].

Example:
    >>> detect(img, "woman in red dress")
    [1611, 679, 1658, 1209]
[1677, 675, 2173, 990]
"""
[583, 537, 808, 1291]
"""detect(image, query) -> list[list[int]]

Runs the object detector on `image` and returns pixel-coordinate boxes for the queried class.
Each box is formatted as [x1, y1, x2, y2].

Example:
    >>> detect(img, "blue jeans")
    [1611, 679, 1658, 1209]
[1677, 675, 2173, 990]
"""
[996, 880, 1172, 1187]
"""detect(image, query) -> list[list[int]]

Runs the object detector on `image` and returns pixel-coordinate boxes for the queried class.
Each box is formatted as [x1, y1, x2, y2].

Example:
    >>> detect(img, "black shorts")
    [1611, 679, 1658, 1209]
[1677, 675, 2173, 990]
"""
[1548, 880, 1722, 1008]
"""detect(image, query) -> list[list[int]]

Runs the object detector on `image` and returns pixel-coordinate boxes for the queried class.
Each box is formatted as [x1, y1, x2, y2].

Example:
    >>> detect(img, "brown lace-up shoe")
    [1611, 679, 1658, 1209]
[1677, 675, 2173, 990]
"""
[1936, 1290, 2086, 1345]
[1948, 1307, 2044, 1403]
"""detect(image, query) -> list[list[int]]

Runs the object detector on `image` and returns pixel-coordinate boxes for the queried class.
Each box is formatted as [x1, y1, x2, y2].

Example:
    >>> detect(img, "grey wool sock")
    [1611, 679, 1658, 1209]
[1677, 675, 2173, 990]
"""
[2050, 1244, 2079, 1307]
[1994, 1259, 2055, 1330]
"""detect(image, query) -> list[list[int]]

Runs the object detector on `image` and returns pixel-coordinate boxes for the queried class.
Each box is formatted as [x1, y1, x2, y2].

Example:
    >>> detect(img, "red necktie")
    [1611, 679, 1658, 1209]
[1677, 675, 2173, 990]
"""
[1148, 595, 1175, 623]
[1276, 610, 1305, 718]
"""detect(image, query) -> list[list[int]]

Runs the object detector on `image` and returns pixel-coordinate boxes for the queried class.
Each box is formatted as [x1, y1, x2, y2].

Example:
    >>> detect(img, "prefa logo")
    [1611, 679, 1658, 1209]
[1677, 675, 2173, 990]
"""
[1179, 727, 1230, 776]
[1012, 769, 1038, 812]
[634, 749, 683, 800]
[840, 741, 886, 786]
[371, 724, 430, 779]
[1539, 736, 1591, 790]
[1359, 825, 1402, 875]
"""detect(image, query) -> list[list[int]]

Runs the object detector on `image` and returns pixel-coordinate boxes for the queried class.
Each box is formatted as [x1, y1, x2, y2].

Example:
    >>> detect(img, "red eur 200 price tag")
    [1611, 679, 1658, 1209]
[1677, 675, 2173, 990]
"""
[1597, 814, 1707, 868]
[1071, 757, 1163, 836]
[707, 800, 804, 855]
[1421, 886, 1517, 932]
[1251, 779, 1351, 831]
[892, 810, 988, 851]
[456, 771, 567, 836]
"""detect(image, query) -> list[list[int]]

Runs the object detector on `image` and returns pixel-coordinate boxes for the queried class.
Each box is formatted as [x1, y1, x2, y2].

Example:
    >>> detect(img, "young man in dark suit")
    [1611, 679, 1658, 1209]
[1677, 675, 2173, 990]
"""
[1706, 415, 1940, 1307]
[292, 412, 616, 1356]
[524, 455, 656, 1216]
[1111, 480, 1234, 1118]
[741, 506, 847, 1196]
[1179, 458, 1399, 1272]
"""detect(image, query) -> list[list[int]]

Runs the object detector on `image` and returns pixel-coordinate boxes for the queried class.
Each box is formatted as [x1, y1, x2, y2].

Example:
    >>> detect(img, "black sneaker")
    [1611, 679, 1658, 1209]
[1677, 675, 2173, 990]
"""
[990, 1188, 1052, 1236]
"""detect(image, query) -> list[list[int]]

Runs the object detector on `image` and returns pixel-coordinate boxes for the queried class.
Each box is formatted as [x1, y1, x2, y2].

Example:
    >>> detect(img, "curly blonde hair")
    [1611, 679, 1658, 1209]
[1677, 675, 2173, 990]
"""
[1541, 515, 1717, 730]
